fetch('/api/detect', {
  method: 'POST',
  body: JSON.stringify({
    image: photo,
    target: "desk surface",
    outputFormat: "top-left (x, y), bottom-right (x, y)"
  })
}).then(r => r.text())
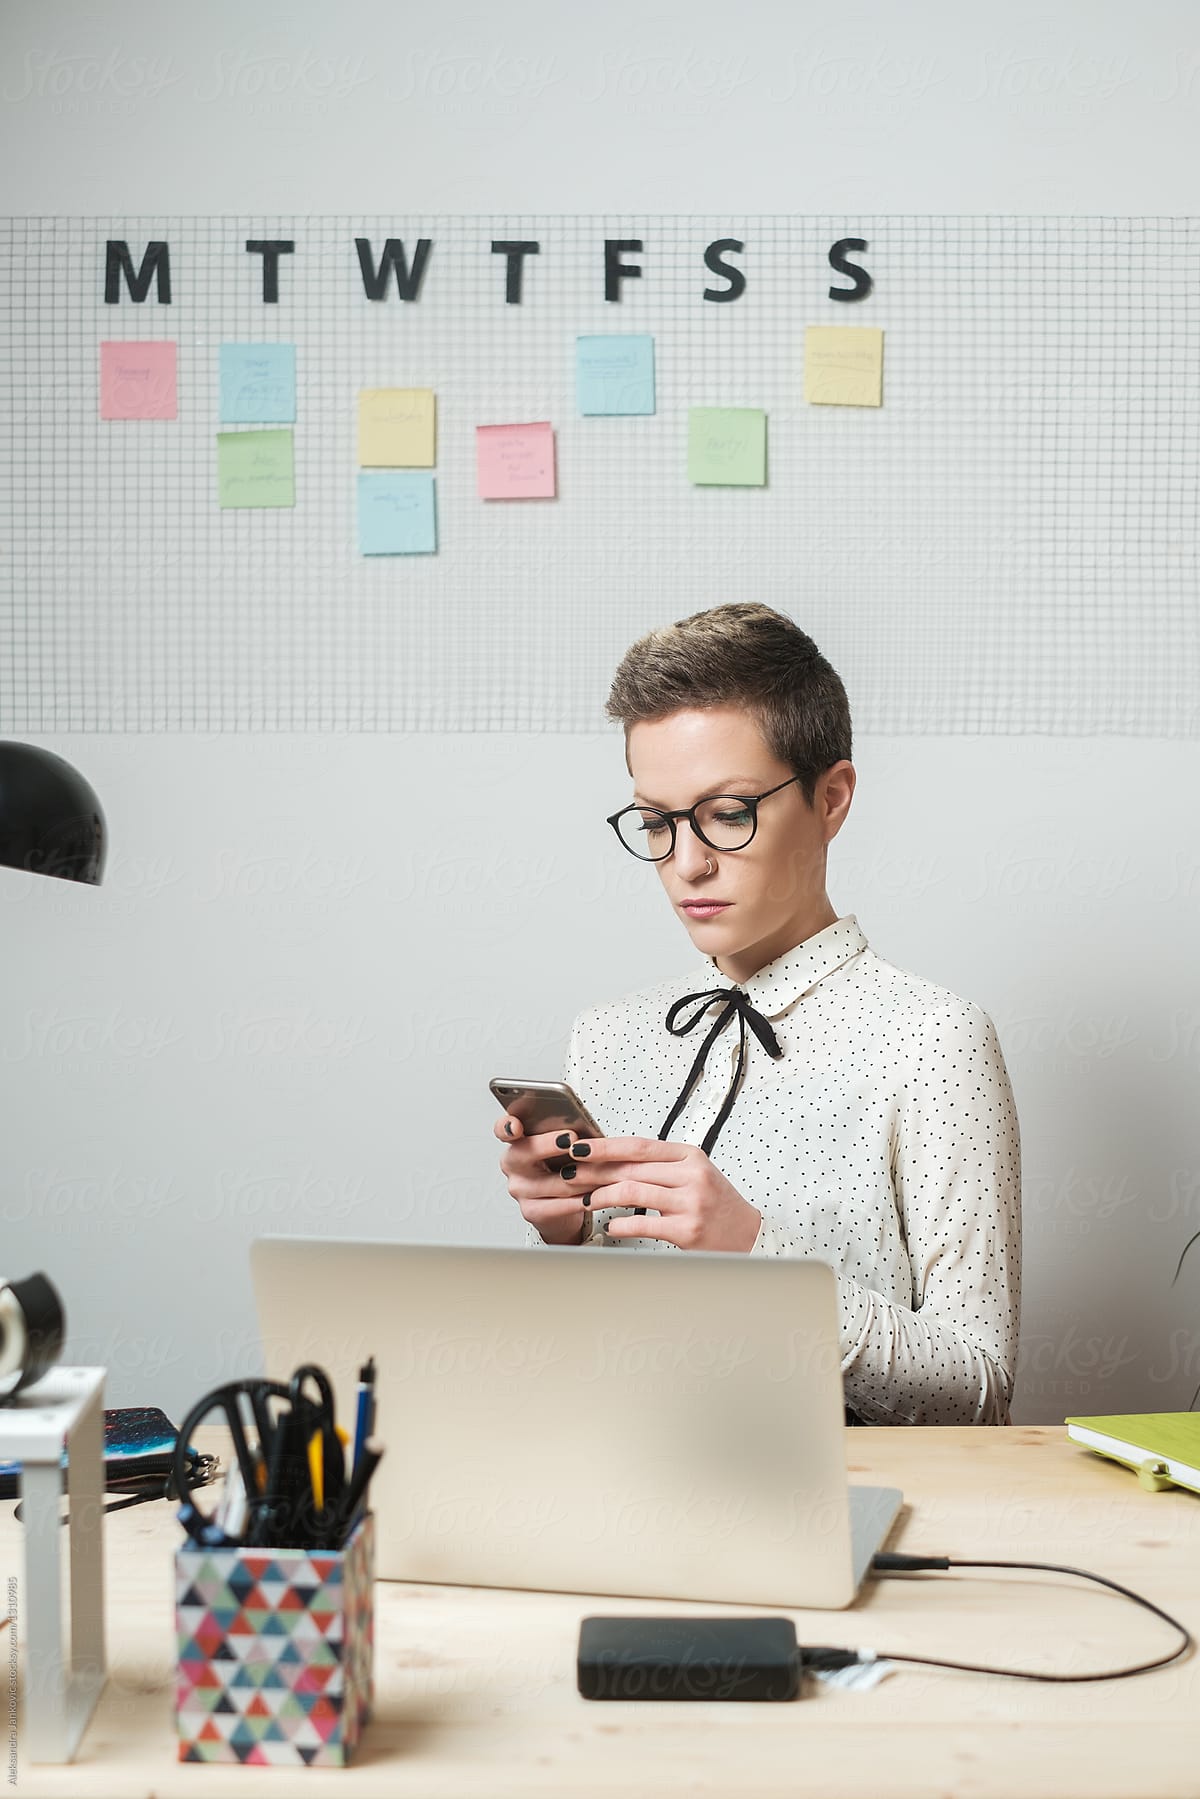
top-left (4, 1425), bottom-right (1199, 1799)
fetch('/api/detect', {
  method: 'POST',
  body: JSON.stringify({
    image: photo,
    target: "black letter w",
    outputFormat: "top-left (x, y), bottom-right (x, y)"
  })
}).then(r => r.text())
top-left (355, 238), bottom-right (432, 301)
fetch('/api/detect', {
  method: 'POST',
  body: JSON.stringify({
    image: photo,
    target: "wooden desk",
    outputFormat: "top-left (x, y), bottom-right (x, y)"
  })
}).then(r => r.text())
top-left (4, 1426), bottom-right (1198, 1798)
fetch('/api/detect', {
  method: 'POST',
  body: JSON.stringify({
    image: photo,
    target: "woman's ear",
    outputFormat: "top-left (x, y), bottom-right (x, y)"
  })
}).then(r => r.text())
top-left (819, 760), bottom-right (856, 842)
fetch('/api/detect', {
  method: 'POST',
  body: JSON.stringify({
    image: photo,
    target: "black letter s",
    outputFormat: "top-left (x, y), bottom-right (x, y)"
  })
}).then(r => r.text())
top-left (828, 238), bottom-right (871, 302)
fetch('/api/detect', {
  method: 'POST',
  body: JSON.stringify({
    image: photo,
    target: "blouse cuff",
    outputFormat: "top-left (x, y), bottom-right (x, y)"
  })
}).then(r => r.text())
top-left (836, 1274), bottom-right (874, 1369)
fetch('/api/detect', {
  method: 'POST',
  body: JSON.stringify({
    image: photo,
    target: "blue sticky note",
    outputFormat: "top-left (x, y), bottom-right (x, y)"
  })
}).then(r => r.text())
top-left (219, 343), bottom-right (296, 424)
top-left (357, 472), bottom-right (437, 555)
top-left (576, 335), bottom-right (655, 416)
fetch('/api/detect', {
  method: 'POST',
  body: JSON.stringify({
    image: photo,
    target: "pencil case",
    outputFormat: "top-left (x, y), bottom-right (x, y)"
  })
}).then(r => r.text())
top-left (0, 1403), bottom-right (209, 1502)
top-left (174, 1511), bottom-right (374, 1767)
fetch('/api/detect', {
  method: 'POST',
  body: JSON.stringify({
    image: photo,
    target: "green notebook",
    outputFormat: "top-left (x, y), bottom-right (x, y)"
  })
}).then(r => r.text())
top-left (1065, 1412), bottom-right (1200, 1494)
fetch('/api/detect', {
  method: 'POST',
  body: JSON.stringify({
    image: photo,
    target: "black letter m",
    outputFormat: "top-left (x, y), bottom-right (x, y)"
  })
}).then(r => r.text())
top-left (105, 240), bottom-right (171, 304)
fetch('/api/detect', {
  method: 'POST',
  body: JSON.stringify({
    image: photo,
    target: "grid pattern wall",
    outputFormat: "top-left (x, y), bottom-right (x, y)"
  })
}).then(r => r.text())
top-left (0, 215), bottom-right (1196, 733)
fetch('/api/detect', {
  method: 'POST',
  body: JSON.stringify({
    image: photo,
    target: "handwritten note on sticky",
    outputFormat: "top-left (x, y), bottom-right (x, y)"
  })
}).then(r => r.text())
top-left (220, 343), bottom-right (296, 423)
top-left (357, 472), bottom-right (437, 554)
top-left (359, 389), bottom-right (436, 466)
top-left (100, 341), bottom-right (177, 420)
top-left (804, 327), bottom-right (884, 407)
top-left (687, 408), bottom-right (767, 486)
top-left (476, 422), bottom-right (556, 499)
top-left (576, 335), bottom-right (656, 415)
top-left (217, 429), bottom-right (295, 508)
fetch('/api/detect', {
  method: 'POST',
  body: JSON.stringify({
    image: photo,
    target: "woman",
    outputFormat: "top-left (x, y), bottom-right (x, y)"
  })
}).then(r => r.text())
top-left (495, 602), bottom-right (1021, 1425)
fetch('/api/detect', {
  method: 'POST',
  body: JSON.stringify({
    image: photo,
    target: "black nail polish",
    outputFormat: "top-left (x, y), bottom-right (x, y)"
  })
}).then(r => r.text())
top-left (555, 1132), bottom-right (572, 1149)
top-left (560, 1163), bottom-right (577, 1178)
top-left (570, 1142), bottom-right (591, 1158)
top-left (504, 1121), bottom-right (514, 1138)
top-left (581, 1195), bottom-right (591, 1206)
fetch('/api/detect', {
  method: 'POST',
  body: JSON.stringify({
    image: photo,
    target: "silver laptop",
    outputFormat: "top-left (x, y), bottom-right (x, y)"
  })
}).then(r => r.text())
top-left (250, 1237), bottom-right (902, 1609)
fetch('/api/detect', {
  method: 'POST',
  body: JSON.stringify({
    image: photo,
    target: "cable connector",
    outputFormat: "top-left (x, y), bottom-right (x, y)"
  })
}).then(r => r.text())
top-left (799, 1647), bottom-right (869, 1672)
top-left (871, 1551), bottom-right (951, 1573)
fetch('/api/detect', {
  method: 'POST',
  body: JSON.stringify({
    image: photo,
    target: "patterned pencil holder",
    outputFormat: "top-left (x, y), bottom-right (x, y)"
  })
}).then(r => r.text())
top-left (174, 1512), bottom-right (374, 1767)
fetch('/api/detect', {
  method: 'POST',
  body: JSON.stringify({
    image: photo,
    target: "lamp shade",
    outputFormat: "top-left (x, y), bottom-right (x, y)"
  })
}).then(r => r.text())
top-left (0, 741), bottom-right (107, 884)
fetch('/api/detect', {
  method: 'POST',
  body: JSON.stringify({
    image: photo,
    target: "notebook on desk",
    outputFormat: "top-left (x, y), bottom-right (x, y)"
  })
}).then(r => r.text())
top-left (250, 1237), bottom-right (902, 1610)
top-left (1065, 1412), bottom-right (1200, 1496)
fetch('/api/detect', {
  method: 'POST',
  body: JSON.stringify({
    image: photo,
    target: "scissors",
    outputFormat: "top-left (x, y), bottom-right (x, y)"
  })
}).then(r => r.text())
top-left (251, 1363), bottom-right (348, 1550)
top-left (173, 1377), bottom-right (293, 1548)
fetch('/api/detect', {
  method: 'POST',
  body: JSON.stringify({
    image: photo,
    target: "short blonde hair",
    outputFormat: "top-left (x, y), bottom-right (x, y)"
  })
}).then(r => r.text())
top-left (605, 603), bottom-right (851, 804)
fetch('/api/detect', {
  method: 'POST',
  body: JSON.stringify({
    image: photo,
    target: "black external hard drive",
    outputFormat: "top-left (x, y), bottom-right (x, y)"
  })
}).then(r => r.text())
top-left (577, 1615), bottom-right (801, 1702)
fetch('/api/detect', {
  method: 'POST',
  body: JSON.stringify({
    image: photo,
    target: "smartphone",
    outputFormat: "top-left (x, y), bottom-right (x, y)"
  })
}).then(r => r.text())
top-left (491, 1080), bottom-right (645, 1216)
top-left (489, 1077), bottom-right (603, 1141)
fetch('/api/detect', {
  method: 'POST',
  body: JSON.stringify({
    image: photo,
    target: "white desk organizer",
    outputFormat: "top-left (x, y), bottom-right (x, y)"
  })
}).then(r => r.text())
top-left (1, 1366), bottom-right (106, 1762)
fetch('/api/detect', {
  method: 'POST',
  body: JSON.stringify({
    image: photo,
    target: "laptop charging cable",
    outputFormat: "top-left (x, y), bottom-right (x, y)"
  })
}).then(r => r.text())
top-left (799, 1551), bottom-right (1193, 1684)
top-left (575, 1553), bottom-right (1191, 1703)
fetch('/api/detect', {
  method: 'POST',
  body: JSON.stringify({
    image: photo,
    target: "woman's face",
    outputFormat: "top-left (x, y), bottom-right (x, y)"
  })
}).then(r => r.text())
top-left (626, 706), bottom-right (854, 980)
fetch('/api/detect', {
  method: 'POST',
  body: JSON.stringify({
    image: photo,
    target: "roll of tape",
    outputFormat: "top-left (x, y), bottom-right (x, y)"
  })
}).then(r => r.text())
top-left (0, 1285), bottom-right (26, 1384)
top-left (0, 1272), bottom-right (65, 1399)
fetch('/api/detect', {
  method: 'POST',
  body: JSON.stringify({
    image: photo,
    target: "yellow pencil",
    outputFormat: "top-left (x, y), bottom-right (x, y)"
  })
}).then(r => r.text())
top-left (307, 1430), bottom-right (324, 1512)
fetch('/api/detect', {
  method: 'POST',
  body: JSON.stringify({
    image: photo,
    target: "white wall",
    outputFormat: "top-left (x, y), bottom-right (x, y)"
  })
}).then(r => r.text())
top-left (2, 0), bottom-right (1199, 1422)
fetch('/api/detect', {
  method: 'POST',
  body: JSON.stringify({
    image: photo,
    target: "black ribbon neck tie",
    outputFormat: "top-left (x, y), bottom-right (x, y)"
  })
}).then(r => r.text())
top-left (659, 986), bottom-right (785, 1157)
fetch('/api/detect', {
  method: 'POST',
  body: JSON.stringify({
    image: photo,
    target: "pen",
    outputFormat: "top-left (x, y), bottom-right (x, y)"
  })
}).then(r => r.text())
top-left (333, 1436), bottom-right (384, 1546)
top-left (216, 1461), bottom-right (249, 1543)
top-left (352, 1358), bottom-right (376, 1473)
top-left (250, 1400), bottom-right (310, 1548)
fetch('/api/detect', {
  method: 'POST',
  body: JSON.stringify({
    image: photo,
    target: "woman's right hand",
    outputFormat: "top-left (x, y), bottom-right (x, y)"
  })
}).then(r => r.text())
top-left (494, 1112), bottom-right (592, 1245)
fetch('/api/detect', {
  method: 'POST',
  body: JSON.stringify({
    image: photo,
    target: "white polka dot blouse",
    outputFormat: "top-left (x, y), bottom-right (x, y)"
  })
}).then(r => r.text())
top-left (524, 914), bottom-right (1022, 1426)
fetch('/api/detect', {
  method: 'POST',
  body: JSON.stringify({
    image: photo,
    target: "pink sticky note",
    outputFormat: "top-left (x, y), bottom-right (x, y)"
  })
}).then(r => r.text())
top-left (476, 422), bottom-right (556, 499)
top-left (100, 341), bottom-right (178, 420)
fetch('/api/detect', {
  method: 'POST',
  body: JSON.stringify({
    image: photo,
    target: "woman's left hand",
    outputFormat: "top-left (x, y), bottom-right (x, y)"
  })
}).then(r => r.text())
top-left (563, 1136), bottom-right (762, 1252)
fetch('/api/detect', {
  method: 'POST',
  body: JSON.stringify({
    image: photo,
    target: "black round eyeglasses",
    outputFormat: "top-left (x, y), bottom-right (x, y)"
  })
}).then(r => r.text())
top-left (606, 775), bottom-right (803, 862)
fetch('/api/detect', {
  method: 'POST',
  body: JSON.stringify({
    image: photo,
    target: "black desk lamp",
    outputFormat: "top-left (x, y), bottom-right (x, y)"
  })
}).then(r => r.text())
top-left (0, 739), bottom-right (106, 1393)
top-left (0, 740), bottom-right (107, 884)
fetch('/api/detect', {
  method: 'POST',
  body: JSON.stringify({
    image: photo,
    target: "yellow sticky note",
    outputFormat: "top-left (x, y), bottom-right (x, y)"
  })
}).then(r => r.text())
top-left (358, 388), bottom-right (436, 466)
top-left (804, 327), bottom-right (883, 407)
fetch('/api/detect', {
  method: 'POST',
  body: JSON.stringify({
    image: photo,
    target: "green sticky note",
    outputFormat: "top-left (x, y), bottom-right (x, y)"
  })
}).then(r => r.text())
top-left (217, 428), bottom-right (295, 508)
top-left (687, 408), bottom-right (766, 486)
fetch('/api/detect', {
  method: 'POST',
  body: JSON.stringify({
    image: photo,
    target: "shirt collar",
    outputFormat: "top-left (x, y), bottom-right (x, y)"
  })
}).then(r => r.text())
top-left (696, 914), bottom-right (868, 1018)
